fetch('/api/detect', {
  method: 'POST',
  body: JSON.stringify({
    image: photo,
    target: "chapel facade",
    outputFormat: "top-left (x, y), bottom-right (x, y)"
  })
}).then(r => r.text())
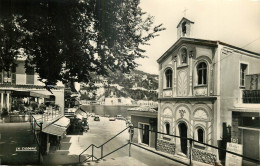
top-left (156, 17), bottom-right (260, 164)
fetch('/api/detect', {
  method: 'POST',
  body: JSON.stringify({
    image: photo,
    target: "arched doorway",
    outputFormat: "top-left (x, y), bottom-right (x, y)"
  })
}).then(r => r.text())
top-left (178, 122), bottom-right (188, 155)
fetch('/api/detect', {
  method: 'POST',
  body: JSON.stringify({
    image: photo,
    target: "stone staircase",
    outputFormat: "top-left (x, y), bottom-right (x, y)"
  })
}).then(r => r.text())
top-left (83, 156), bottom-right (147, 166)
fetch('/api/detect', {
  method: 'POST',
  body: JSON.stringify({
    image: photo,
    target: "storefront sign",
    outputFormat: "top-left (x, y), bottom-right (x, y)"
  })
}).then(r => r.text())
top-left (225, 142), bottom-right (243, 166)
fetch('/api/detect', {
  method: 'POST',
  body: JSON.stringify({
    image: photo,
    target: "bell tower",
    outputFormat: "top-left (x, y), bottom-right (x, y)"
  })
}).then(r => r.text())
top-left (177, 17), bottom-right (194, 39)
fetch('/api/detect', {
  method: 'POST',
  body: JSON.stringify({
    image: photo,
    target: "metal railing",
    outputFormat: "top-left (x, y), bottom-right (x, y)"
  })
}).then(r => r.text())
top-left (30, 114), bottom-right (43, 164)
top-left (79, 126), bottom-right (130, 163)
top-left (132, 126), bottom-right (260, 166)
top-left (78, 124), bottom-right (260, 165)
top-left (242, 90), bottom-right (260, 103)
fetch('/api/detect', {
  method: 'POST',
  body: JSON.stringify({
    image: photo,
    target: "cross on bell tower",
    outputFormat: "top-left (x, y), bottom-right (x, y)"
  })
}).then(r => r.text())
top-left (183, 8), bottom-right (188, 17)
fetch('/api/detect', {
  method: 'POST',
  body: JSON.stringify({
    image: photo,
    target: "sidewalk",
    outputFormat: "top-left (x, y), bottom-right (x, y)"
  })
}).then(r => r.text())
top-left (42, 116), bottom-right (213, 166)
top-left (130, 143), bottom-right (212, 166)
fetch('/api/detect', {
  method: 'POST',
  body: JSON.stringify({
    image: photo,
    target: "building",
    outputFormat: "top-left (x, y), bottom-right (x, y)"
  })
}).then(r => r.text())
top-left (0, 57), bottom-right (65, 114)
top-left (156, 17), bottom-right (260, 164)
top-left (128, 106), bottom-right (158, 148)
top-left (104, 97), bottom-right (134, 105)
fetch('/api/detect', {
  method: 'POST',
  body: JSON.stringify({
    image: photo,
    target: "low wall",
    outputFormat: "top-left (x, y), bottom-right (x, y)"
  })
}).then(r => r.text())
top-left (192, 148), bottom-right (217, 165)
top-left (2, 115), bottom-right (31, 123)
top-left (157, 139), bottom-right (175, 155)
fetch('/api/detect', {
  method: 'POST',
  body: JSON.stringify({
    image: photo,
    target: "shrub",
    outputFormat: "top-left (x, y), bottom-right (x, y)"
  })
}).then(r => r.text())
top-left (39, 103), bottom-right (47, 114)
top-left (54, 104), bottom-right (60, 110)
top-left (1, 108), bottom-right (8, 117)
top-left (18, 104), bottom-right (25, 113)
top-left (30, 102), bottom-right (39, 110)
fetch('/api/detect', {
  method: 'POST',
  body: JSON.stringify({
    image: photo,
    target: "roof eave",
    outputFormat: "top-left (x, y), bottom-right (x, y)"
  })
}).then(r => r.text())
top-left (157, 38), bottom-right (218, 64)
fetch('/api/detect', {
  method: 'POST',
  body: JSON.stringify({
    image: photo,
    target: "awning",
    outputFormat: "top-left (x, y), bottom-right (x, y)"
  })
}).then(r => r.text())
top-left (54, 117), bottom-right (70, 128)
top-left (30, 91), bottom-right (52, 99)
top-left (11, 90), bottom-right (30, 97)
top-left (42, 116), bottom-right (70, 136)
top-left (229, 108), bottom-right (260, 113)
top-left (11, 90), bottom-right (53, 99)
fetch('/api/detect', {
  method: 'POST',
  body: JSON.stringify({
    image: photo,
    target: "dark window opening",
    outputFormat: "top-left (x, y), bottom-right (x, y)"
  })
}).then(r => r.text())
top-left (240, 64), bottom-right (247, 86)
top-left (165, 69), bottom-right (172, 88)
top-left (197, 128), bottom-right (204, 143)
top-left (165, 123), bottom-right (170, 135)
top-left (181, 48), bottom-right (187, 64)
top-left (197, 62), bottom-right (207, 85)
top-left (182, 22), bottom-right (186, 34)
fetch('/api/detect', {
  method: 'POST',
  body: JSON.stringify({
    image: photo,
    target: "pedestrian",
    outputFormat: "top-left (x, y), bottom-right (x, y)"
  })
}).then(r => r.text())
top-left (128, 123), bottom-right (134, 141)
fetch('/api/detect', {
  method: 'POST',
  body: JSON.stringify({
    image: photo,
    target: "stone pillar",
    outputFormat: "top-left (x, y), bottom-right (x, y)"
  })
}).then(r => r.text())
top-left (0, 93), bottom-right (3, 112)
top-left (189, 51), bottom-right (193, 96)
top-left (6, 93), bottom-right (10, 112)
top-left (173, 57), bottom-right (177, 96)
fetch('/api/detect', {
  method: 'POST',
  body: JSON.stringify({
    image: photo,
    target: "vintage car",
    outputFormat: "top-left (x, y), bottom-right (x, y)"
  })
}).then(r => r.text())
top-left (94, 115), bottom-right (100, 121)
top-left (109, 117), bottom-right (116, 121)
top-left (116, 115), bottom-right (125, 120)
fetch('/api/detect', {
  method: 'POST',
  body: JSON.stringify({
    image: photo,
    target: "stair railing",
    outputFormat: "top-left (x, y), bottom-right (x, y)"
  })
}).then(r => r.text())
top-left (79, 126), bottom-right (130, 163)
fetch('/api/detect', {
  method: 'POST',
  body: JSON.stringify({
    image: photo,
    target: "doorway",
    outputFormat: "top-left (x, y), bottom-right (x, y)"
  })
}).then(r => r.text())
top-left (139, 123), bottom-right (150, 146)
top-left (243, 129), bottom-right (259, 160)
top-left (178, 122), bottom-right (188, 155)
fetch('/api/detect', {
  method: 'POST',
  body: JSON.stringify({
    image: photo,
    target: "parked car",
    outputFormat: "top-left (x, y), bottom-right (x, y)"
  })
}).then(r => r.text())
top-left (116, 115), bottom-right (124, 120)
top-left (109, 117), bottom-right (116, 121)
top-left (94, 116), bottom-right (100, 121)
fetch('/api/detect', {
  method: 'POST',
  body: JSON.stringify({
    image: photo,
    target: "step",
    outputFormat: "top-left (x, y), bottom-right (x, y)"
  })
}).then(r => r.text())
top-left (83, 156), bottom-right (147, 166)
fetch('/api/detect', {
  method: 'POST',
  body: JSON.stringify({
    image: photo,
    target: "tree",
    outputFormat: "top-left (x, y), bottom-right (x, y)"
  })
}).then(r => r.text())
top-left (0, 0), bottom-right (164, 86)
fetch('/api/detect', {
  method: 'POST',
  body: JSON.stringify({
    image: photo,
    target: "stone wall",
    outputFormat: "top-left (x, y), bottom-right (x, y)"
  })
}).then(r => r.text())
top-left (157, 139), bottom-right (175, 155)
top-left (192, 148), bottom-right (217, 165)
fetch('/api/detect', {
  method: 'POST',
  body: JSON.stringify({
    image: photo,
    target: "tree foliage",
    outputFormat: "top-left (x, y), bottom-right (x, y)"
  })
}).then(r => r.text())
top-left (0, 0), bottom-right (164, 86)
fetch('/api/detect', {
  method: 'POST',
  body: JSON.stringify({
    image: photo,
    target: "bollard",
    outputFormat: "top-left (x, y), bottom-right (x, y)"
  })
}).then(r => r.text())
top-left (92, 145), bottom-right (94, 161)
top-left (101, 145), bottom-right (103, 159)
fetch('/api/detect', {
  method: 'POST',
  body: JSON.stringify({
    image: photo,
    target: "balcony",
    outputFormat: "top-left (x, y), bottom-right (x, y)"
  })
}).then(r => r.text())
top-left (243, 74), bottom-right (260, 103)
top-left (242, 90), bottom-right (260, 104)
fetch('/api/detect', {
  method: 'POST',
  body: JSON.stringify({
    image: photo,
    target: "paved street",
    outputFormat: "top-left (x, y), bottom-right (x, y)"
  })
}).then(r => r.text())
top-left (60, 116), bottom-right (186, 166)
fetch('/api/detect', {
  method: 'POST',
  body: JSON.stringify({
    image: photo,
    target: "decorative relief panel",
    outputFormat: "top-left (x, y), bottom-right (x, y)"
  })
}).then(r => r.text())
top-left (176, 106), bottom-right (189, 120)
top-left (194, 109), bottom-right (208, 120)
top-left (163, 89), bottom-right (173, 97)
top-left (177, 70), bottom-right (188, 96)
top-left (163, 108), bottom-right (173, 117)
top-left (194, 86), bottom-right (208, 96)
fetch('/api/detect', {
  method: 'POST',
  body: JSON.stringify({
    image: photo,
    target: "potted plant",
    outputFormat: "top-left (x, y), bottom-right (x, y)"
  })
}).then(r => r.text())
top-left (18, 104), bottom-right (26, 114)
top-left (1, 108), bottom-right (8, 118)
top-left (29, 102), bottom-right (39, 114)
top-left (39, 103), bottom-right (47, 114)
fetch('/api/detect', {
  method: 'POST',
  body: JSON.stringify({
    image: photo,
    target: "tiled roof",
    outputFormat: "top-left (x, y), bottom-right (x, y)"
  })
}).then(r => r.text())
top-left (128, 106), bottom-right (158, 112)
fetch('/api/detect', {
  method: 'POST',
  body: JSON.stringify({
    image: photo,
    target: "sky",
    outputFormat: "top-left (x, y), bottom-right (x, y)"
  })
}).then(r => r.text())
top-left (135, 0), bottom-right (260, 75)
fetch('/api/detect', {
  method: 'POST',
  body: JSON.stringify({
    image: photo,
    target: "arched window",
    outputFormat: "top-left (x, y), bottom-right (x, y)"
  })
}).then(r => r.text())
top-left (197, 128), bottom-right (204, 143)
top-left (182, 22), bottom-right (186, 34)
top-left (197, 62), bottom-right (207, 85)
top-left (181, 48), bottom-right (188, 64)
top-left (165, 69), bottom-right (172, 88)
top-left (165, 122), bottom-right (170, 135)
